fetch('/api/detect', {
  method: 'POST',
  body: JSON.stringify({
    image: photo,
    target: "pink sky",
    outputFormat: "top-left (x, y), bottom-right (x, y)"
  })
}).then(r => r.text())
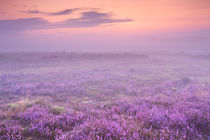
top-left (0, 0), bottom-right (210, 52)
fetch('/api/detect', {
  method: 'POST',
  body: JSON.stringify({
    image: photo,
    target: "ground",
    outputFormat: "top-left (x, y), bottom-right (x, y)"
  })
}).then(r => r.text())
top-left (0, 52), bottom-right (209, 139)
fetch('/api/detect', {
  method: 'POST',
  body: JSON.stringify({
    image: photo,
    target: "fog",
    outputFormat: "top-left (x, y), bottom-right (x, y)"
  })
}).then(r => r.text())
top-left (1, 29), bottom-right (210, 53)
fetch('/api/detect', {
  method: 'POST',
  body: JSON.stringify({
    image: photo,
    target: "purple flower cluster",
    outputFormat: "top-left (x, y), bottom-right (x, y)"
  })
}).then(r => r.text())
top-left (17, 106), bottom-right (86, 139)
top-left (1, 92), bottom-right (208, 140)
top-left (0, 123), bottom-right (22, 140)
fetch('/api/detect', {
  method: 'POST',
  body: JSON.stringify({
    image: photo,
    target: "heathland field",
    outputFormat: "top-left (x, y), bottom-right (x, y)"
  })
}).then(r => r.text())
top-left (0, 52), bottom-right (209, 140)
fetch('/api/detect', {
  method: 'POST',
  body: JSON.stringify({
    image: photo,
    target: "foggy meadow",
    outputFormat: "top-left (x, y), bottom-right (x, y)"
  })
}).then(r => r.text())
top-left (0, 52), bottom-right (209, 139)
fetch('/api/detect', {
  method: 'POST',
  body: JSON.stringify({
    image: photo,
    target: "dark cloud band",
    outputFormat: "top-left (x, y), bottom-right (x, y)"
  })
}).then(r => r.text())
top-left (0, 11), bottom-right (133, 34)
top-left (26, 8), bottom-right (79, 16)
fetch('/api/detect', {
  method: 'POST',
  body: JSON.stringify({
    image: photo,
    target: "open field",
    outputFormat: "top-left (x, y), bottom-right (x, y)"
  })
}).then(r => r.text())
top-left (0, 52), bottom-right (209, 140)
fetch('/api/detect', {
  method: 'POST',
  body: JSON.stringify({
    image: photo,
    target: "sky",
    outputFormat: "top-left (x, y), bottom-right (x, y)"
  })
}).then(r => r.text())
top-left (0, 0), bottom-right (210, 52)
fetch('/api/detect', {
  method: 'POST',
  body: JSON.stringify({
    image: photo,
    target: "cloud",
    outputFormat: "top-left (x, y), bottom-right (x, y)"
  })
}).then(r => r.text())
top-left (81, 11), bottom-right (111, 19)
top-left (0, 11), bottom-right (132, 34)
top-left (48, 9), bottom-right (79, 16)
top-left (27, 10), bottom-right (42, 14)
top-left (26, 8), bottom-right (79, 16)
top-left (0, 18), bottom-right (50, 33)
top-left (56, 11), bottom-right (132, 27)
